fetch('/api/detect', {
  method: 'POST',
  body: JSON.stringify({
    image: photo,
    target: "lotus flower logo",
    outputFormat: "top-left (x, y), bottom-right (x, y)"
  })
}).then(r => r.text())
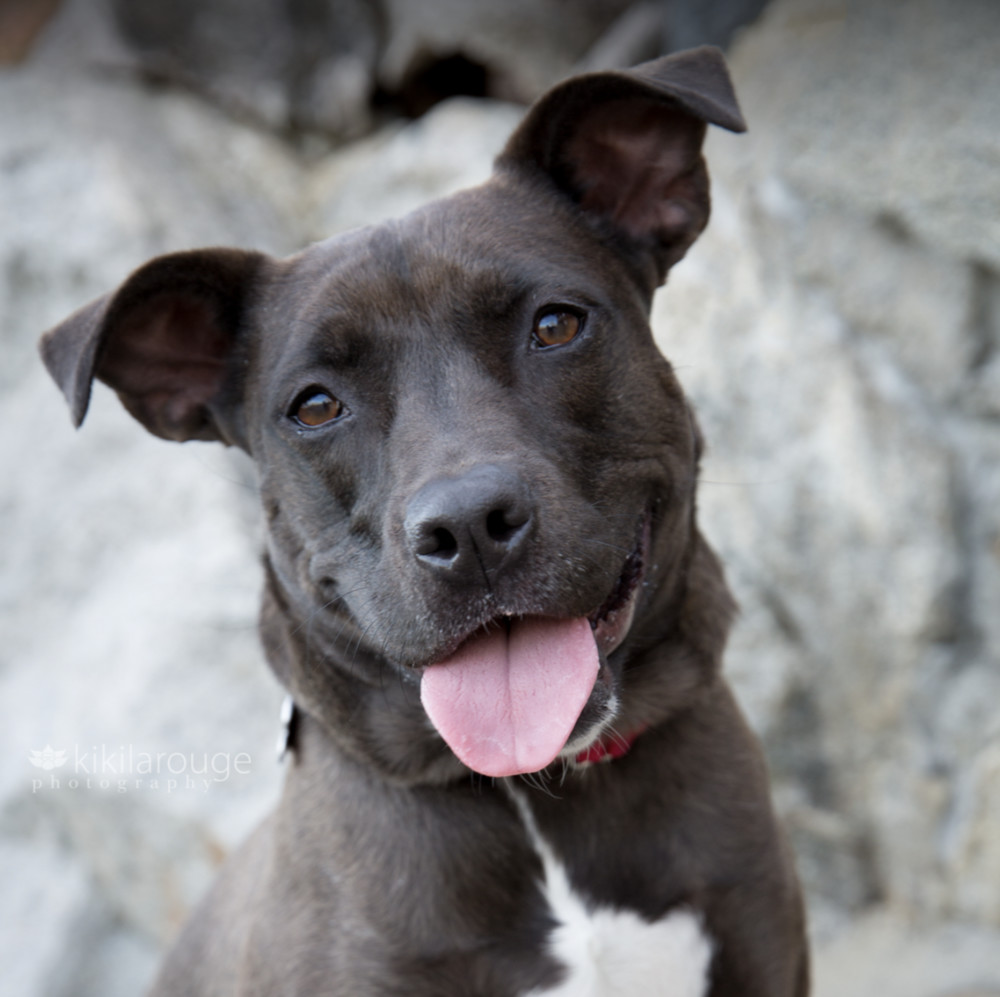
top-left (29, 745), bottom-right (68, 770)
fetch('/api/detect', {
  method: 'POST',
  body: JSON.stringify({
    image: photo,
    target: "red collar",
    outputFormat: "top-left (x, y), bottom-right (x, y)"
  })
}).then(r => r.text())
top-left (574, 724), bottom-right (647, 766)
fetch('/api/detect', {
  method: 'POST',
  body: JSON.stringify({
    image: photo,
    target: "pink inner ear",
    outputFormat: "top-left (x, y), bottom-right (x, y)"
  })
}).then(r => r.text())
top-left (566, 99), bottom-right (708, 246)
top-left (98, 293), bottom-right (231, 441)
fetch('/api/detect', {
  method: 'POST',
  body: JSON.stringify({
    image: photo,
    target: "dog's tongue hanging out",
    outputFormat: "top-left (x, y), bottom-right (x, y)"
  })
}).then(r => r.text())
top-left (420, 616), bottom-right (600, 777)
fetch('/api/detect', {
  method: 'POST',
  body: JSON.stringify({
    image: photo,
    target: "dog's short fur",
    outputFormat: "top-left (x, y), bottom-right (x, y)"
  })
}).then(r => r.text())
top-left (41, 47), bottom-right (808, 996)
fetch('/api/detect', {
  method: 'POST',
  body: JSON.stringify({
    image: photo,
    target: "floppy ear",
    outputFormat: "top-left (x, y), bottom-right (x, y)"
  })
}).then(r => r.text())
top-left (498, 46), bottom-right (745, 287)
top-left (40, 248), bottom-right (266, 446)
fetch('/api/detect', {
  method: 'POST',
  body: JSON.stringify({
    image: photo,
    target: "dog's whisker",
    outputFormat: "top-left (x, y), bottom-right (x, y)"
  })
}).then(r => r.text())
top-left (287, 585), bottom-right (366, 641)
top-left (577, 537), bottom-right (633, 558)
top-left (604, 723), bottom-right (631, 753)
top-left (347, 614), bottom-right (383, 664)
top-left (517, 768), bottom-right (562, 801)
top-left (700, 476), bottom-right (788, 488)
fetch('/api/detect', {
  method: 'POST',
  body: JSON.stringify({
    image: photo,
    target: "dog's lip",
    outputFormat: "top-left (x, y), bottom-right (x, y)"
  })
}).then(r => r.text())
top-left (587, 512), bottom-right (649, 656)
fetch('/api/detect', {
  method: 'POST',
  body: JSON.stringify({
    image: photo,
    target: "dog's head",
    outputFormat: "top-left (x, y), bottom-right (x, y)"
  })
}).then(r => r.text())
top-left (41, 47), bottom-right (743, 783)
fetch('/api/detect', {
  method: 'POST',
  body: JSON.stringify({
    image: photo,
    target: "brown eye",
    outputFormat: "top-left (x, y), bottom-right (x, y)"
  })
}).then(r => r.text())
top-left (533, 309), bottom-right (582, 348)
top-left (292, 390), bottom-right (344, 428)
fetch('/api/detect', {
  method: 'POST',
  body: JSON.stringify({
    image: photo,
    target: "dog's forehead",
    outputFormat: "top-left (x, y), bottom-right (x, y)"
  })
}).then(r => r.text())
top-left (273, 180), bottom-right (615, 347)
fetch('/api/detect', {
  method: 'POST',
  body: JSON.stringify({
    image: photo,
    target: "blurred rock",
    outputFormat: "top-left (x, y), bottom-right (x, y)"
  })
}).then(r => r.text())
top-left (0, 0), bottom-right (62, 64)
top-left (731, 0), bottom-right (1000, 270)
top-left (376, 0), bottom-right (631, 106)
top-left (109, 0), bottom-right (381, 137)
top-left (304, 96), bottom-right (525, 238)
top-left (811, 908), bottom-right (1000, 997)
top-left (105, 0), bottom-right (635, 135)
top-left (572, 2), bottom-right (666, 74)
top-left (662, 0), bottom-right (770, 51)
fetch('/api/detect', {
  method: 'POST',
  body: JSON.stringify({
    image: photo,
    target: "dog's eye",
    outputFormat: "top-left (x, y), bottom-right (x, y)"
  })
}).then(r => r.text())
top-left (533, 309), bottom-right (583, 348)
top-left (290, 389), bottom-right (344, 428)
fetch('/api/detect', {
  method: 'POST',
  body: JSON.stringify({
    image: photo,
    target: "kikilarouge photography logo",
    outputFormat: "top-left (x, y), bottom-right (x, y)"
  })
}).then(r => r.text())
top-left (28, 742), bottom-right (252, 795)
top-left (28, 745), bottom-right (68, 770)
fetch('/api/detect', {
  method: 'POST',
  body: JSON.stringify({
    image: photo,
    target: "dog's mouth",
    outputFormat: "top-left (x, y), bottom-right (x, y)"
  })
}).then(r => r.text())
top-left (420, 514), bottom-right (649, 778)
top-left (588, 514), bottom-right (649, 656)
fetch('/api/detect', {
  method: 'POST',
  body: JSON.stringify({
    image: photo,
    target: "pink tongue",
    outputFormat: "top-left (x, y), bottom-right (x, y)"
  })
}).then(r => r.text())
top-left (420, 616), bottom-right (599, 778)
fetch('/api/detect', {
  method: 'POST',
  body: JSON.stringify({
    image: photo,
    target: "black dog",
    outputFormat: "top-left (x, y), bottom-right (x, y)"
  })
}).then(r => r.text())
top-left (41, 46), bottom-right (808, 997)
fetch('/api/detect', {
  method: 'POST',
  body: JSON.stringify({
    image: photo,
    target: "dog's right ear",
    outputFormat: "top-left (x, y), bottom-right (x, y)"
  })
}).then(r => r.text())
top-left (40, 248), bottom-right (267, 446)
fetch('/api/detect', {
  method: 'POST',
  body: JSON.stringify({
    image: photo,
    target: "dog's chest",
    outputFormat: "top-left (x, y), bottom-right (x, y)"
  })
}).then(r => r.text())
top-left (514, 794), bottom-right (712, 997)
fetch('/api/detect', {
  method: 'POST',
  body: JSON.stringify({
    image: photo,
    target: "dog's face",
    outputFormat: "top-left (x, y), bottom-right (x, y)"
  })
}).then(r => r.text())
top-left (41, 48), bottom-right (744, 781)
top-left (254, 188), bottom-right (670, 661)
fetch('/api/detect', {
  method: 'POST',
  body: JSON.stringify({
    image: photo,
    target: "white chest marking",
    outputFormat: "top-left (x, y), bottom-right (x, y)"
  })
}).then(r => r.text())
top-left (513, 792), bottom-right (713, 997)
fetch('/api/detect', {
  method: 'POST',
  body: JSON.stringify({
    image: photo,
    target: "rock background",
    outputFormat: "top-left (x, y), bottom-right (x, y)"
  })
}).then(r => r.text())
top-left (1, 0), bottom-right (998, 994)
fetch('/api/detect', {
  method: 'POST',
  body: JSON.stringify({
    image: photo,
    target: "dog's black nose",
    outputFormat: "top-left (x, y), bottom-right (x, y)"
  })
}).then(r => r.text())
top-left (404, 465), bottom-right (534, 583)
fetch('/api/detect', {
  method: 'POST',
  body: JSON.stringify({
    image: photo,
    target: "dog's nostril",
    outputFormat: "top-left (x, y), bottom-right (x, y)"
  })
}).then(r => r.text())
top-left (412, 525), bottom-right (459, 560)
top-left (431, 527), bottom-right (459, 558)
top-left (486, 508), bottom-right (525, 544)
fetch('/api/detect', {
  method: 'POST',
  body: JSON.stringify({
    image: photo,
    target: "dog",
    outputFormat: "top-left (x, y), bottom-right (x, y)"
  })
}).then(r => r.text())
top-left (41, 46), bottom-right (808, 997)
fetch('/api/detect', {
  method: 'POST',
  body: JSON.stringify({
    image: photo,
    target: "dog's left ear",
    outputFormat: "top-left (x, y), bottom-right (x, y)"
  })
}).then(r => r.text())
top-left (498, 46), bottom-right (745, 288)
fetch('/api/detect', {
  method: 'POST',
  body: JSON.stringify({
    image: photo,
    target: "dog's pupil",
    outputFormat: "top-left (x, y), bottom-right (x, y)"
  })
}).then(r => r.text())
top-left (297, 392), bottom-right (341, 426)
top-left (535, 311), bottom-right (580, 347)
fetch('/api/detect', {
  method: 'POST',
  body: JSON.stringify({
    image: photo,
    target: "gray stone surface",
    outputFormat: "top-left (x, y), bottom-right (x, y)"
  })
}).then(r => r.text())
top-left (2, 0), bottom-right (999, 994)
top-left (106, 0), bottom-right (634, 132)
top-left (377, 0), bottom-right (632, 102)
top-left (304, 96), bottom-right (525, 238)
top-left (109, 0), bottom-right (381, 137)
